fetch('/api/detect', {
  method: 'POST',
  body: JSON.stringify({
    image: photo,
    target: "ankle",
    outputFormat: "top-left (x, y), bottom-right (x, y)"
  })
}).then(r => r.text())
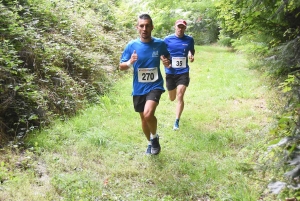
top-left (151, 133), bottom-right (157, 139)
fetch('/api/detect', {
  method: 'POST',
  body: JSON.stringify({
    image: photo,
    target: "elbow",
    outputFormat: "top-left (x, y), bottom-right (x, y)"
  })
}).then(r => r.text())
top-left (119, 64), bottom-right (128, 71)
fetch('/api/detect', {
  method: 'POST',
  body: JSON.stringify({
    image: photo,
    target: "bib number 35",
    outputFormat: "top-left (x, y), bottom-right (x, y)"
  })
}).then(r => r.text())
top-left (172, 57), bottom-right (187, 68)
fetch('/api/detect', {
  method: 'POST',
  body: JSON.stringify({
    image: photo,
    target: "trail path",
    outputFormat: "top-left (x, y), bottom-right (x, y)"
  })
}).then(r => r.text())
top-left (6, 45), bottom-right (277, 200)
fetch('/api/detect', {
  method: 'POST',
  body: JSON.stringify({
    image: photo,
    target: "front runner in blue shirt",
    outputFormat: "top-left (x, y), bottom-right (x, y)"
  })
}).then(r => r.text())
top-left (163, 19), bottom-right (195, 130)
top-left (119, 14), bottom-right (171, 155)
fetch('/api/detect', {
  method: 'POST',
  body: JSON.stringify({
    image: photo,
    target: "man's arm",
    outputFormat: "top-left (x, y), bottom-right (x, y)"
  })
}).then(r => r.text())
top-left (119, 60), bottom-right (132, 71)
top-left (189, 49), bottom-right (195, 56)
top-left (188, 50), bottom-right (195, 62)
top-left (119, 50), bottom-right (137, 70)
top-left (160, 55), bottom-right (171, 68)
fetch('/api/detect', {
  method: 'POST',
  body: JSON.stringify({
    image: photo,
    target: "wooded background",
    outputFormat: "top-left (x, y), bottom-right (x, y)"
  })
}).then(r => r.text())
top-left (1, 0), bottom-right (299, 197)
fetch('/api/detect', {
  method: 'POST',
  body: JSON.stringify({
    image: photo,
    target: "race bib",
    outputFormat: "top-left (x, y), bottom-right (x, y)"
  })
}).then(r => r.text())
top-left (172, 57), bottom-right (187, 68)
top-left (138, 67), bottom-right (158, 83)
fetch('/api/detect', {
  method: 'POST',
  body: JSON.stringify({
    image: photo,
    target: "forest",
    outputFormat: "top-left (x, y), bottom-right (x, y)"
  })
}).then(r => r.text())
top-left (0, 0), bottom-right (300, 199)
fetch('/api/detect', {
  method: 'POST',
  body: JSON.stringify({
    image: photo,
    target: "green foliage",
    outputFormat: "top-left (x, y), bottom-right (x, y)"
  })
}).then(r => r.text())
top-left (217, 30), bottom-right (233, 47)
top-left (0, 0), bottom-right (131, 142)
top-left (12, 46), bottom-right (276, 200)
top-left (145, 0), bottom-right (220, 45)
top-left (52, 173), bottom-right (100, 200)
top-left (215, 0), bottom-right (300, 54)
top-left (230, 34), bottom-right (270, 56)
top-left (215, 0), bottom-right (300, 198)
top-left (266, 37), bottom-right (300, 76)
top-left (185, 1), bottom-right (219, 44)
top-left (0, 161), bottom-right (9, 183)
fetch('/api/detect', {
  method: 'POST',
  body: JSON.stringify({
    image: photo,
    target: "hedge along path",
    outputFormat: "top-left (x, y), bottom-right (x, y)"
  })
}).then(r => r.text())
top-left (20, 45), bottom-right (278, 200)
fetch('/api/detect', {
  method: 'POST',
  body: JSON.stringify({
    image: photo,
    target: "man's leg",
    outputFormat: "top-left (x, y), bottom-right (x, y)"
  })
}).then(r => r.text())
top-left (173, 84), bottom-right (187, 130)
top-left (168, 88), bottom-right (177, 101)
top-left (166, 74), bottom-right (177, 101)
top-left (139, 111), bottom-right (153, 155)
top-left (143, 100), bottom-right (161, 155)
top-left (139, 112), bottom-right (151, 141)
top-left (143, 100), bottom-right (158, 135)
top-left (175, 84), bottom-right (187, 119)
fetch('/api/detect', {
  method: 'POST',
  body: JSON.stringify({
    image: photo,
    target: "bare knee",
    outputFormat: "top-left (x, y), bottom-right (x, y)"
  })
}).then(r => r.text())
top-left (177, 93), bottom-right (184, 102)
top-left (141, 110), bottom-right (151, 121)
top-left (168, 89), bottom-right (177, 101)
top-left (169, 96), bottom-right (176, 101)
top-left (176, 86), bottom-right (186, 101)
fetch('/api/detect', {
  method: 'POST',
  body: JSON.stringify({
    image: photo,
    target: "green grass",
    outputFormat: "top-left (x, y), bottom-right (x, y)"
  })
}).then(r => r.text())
top-left (0, 45), bottom-right (280, 200)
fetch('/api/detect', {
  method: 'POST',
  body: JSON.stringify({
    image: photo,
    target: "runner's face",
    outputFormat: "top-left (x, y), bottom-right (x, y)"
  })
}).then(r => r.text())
top-left (175, 24), bottom-right (186, 38)
top-left (137, 19), bottom-right (153, 42)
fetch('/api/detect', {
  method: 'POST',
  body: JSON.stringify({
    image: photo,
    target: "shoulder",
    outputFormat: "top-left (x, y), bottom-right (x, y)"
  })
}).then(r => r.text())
top-left (152, 37), bottom-right (164, 43)
top-left (152, 37), bottom-right (167, 47)
top-left (183, 35), bottom-right (195, 44)
top-left (183, 34), bottom-right (194, 39)
top-left (124, 39), bottom-right (141, 51)
top-left (164, 34), bottom-right (175, 40)
top-left (127, 38), bottom-right (140, 45)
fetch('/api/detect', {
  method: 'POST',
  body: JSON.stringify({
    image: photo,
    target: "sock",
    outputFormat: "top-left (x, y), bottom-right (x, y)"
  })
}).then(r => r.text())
top-left (148, 141), bottom-right (151, 145)
top-left (151, 133), bottom-right (157, 139)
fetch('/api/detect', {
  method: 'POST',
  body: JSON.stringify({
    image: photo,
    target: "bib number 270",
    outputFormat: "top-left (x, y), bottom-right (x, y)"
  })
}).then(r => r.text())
top-left (142, 73), bottom-right (155, 81)
top-left (138, 67), bottom-right (158, 83)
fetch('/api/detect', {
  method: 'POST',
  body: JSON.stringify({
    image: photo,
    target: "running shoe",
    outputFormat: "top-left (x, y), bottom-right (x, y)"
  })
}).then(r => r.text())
top-left (145, 144), bottom-right (151, 155)
top-left (173, 119), bottom-right (179, 130)
top-left (151, 136), bottom-right (161, 155)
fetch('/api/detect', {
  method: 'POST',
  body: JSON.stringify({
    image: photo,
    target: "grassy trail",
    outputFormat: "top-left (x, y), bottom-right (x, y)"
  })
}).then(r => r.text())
top-left (2, 45), bottom-right (278, 200)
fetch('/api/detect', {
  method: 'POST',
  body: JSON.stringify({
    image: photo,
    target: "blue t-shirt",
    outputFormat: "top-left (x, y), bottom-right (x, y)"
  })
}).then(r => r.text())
top-left (120, 37), bottom-right (169, 96)
top-left (164, 34), bottom-right (195, 75)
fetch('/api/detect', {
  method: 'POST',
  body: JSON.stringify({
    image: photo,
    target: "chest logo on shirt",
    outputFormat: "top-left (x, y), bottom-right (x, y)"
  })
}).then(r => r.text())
top-left (152, 50), bottom-right (159, 57)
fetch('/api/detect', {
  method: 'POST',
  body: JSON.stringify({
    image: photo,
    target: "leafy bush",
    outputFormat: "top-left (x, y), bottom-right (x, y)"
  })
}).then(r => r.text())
top-left (146, 0), bottom-right (219, 45)
top-left (0, 0), bottom-right (131, 143)
top-left (216, 0), bottom-right (300, 198)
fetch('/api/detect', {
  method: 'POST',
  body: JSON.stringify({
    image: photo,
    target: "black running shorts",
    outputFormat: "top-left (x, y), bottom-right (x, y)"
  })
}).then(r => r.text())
top-left (133, 90), bottom-right (164, 112)
top-left (166, 72), bottom-right (190, 91)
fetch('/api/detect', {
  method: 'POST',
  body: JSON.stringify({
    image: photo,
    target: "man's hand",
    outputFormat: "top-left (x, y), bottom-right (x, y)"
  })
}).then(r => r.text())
top-left (188, 53), bottom-right (194, 63)
top-left (120, 50), bottom-right (138, 70)
top-left (188, 51), bottom-right (194, 62)
top-left (129, 50), bottom-right (138, 64)
top-left (160, 55), bottom-right (171, 68)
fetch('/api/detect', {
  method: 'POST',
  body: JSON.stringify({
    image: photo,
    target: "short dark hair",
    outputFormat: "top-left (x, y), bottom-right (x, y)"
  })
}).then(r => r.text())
top-left (138, 14), bottom-right (153, 26)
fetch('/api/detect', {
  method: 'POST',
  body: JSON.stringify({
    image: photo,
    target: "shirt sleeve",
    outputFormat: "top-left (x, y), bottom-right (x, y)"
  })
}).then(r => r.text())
top-left (161, 41), bottom-right (170, 57)
top-left (190, 37), bottom-right (195, 55)
top-left (120, 43), bottom-right (132, 63)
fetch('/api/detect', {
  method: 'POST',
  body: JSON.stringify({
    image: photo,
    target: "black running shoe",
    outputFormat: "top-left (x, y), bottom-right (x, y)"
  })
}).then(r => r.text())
top-left (145, 144), bottom-right (151, 155)
top-left (151, 136), bottom-right (161, 155)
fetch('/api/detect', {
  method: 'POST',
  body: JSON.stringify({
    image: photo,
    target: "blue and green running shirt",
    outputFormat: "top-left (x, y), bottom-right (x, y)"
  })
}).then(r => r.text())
top-left (163, 34), bottom-right (195, 75)
top-left (120, 37), bottom-right (169, 96)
